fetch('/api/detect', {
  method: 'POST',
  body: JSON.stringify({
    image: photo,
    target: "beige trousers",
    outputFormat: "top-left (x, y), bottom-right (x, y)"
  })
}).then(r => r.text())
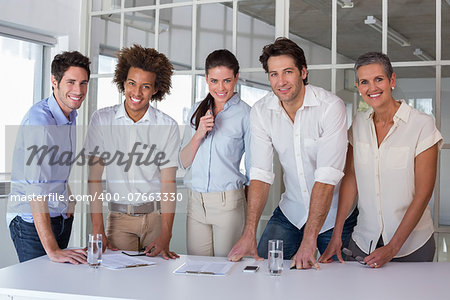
top-left (106, 211), bottom-right (161, 251)
top-left (186, 188), bottom-right (246, 257)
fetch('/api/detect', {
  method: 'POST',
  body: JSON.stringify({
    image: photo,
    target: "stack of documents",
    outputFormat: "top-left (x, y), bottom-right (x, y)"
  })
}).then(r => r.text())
top-left (101, 253), bottom-right (155, 269)
top-left (174, 260), bottom-right (234, 276)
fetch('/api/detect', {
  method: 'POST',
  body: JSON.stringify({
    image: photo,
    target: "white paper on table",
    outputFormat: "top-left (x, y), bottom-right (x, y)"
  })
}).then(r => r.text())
top-left (101, 253), bottom-right (155, 270)
top-left (173, 260), bottom-right (234, 276)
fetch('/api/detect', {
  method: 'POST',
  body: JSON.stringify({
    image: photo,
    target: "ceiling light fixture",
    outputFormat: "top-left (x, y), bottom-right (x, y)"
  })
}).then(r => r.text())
top-left (337, 0), bottom-right (354, 8)
top-left (413, 48), bottom-right (434, 61)
top-left (364, 16), bottom-right (411, 47)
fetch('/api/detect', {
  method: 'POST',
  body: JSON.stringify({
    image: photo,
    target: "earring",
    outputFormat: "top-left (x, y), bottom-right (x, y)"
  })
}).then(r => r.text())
top-left (359, 92), bottom-right (362, 96)
top-left (392, 86), bottom-right (395, 90)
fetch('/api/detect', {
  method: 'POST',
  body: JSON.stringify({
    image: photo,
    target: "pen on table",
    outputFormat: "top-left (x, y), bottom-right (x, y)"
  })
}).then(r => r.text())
top-left (185, 271), bottom-right (216, 275)
top-left (122, 249), bottom-right (147, 256)
top-left (125, 264), bottom-right (149, 268)
top-left (290, 262), bottom-right (319, 270)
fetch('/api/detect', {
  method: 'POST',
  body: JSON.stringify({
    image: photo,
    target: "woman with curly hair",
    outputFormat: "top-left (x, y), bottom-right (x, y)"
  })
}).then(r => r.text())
top-left (85, 44), bottom-right (180, 259)
top-left (180, 49), bottom-right (251, 257)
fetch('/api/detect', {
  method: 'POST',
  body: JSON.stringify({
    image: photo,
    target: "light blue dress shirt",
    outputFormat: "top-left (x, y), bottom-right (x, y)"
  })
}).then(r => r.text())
top-left (7, 94), bottom-right (77, 224)
top-left (181, 93), bottom-right (251, 193)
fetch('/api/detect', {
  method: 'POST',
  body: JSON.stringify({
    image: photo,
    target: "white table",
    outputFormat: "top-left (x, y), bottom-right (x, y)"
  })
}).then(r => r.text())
top-left (0, 254), bottom-right (448, 300)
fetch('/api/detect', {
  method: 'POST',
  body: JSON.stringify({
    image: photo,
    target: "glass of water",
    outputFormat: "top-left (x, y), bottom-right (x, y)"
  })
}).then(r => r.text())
top-left (268, 239), bottom-right (283, 275)
top-left (88, 233), bottom-right (103, 268)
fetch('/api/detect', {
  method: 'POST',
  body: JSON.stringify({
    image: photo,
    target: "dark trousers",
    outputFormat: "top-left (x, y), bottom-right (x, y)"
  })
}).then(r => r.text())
top-left (347, 235), bottom-right (436, 262)
top-left (9, 215), bottom-right (73, 262)
top-left (257, 206), bottom-right (358, 259)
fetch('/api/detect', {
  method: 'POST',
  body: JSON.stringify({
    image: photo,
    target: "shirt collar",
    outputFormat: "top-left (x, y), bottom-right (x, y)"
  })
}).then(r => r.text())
top-left (301, 85), bottom-right (320, 108)
top-left (223, 92), bottom-right (240, 110)
top-left (49, 93), bottom-right (77, 125)
top-left (393, 100), bottom-right (410, 123)
top-left (366, 100), bottom-right (409, 123)
top-left (266, 92), bottom-right (282, 111)
top-left (115, 101), bottom-right (154, 123)
top-left (267, 84), bottom-right (319, 111)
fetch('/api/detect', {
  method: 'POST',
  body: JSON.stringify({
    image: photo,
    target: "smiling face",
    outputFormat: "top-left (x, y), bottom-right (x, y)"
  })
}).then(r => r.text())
top-left (206, 66), bottom-right (238, 107)
top-left (355, 63), bottom-right (396, 110)
top-left (267, 55), bottom-right (307, 107)
top-left (124, 67), bottom-right (158, 122)
top-left (52, 66), bottom-right (89, 118)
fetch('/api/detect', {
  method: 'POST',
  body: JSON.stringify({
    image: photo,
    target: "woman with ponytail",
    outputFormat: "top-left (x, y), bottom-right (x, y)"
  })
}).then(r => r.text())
top-left (179, 49), bottom-right (251, 257)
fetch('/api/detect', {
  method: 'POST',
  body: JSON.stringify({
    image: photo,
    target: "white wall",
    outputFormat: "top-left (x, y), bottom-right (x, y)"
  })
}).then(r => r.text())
top-left (0, 0), bottom-right (82, 50)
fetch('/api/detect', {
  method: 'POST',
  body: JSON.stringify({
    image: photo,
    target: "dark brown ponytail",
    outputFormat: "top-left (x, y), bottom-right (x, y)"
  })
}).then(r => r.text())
top-left (190, 93), bottom-right (215, 129)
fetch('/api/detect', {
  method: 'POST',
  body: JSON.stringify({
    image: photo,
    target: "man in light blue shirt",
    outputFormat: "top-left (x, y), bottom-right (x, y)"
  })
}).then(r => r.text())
top-left (8, 51), bottom-right (91, 263)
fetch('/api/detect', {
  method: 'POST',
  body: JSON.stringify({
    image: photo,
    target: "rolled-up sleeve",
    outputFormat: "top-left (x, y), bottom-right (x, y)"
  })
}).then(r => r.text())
top-left (249, 105), bottom-right (275, 185)
top-left (22, 125), bottom-right (52, 196)
top-left (415, 117), bottom-right (443, 156)
top-left (314, 100), bottom-right (348, 185)
top-left (22, 125), bottom-right (70, 197)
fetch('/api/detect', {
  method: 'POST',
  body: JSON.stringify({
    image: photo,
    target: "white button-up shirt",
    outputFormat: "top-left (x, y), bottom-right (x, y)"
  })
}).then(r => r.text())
top-left (250, 85), bottom-right (348, 232)
top-left (84, 103), bottom-right (180, 205)
top-left (350, 100), bottom-right (443, 257)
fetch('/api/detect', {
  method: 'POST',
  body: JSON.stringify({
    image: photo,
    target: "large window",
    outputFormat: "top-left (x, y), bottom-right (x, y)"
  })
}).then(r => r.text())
top-left (0, 36), bottom-right (46, 174)
top-left (86, 0), bottom-right (276, 124)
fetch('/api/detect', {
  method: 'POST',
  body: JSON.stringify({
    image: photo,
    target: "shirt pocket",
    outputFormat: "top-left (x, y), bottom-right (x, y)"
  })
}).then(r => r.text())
top-left (216, 129), bottom-right (244, 158)
top-left (219, 126), bottom-right (243, 140)
top-left (303, 138), bottom-right (318, 162)
top-left (354, 142), bottom-right (370, 165)
top-left (386, 146), bottom-right (410, 169)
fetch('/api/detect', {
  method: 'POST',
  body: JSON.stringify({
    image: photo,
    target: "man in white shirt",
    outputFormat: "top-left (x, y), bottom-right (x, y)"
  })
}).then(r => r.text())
top-left (85, 45), bottom-right (180, 259)
top-left (228, 37), bottom-right (357, 269)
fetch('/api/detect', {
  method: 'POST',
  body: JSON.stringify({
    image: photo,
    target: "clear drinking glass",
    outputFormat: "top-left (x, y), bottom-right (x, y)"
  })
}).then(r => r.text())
top-left (268, 239), bottom-right (283, 275)
top-left (88, 233), bottom-right (103, 268)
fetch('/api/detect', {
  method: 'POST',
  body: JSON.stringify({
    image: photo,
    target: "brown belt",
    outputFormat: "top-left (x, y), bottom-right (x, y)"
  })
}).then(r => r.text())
top-left (108, 201), bottom-right (160, 216)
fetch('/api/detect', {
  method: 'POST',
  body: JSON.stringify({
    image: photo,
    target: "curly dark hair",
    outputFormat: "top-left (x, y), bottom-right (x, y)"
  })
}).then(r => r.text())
top-left (113, 44), bottom-right (173, 101)
top-left (259, 37), bottom-right (308, 85)
top-left (51, 51), bottom-right (91, 85)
